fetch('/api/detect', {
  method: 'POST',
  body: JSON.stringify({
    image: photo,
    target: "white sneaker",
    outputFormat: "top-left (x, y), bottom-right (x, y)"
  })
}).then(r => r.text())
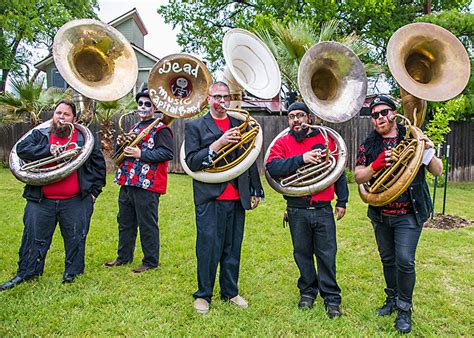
top-left (194, 298), bottom-right (209, 314)
top-left (229, 295), bottom-right (248, 308)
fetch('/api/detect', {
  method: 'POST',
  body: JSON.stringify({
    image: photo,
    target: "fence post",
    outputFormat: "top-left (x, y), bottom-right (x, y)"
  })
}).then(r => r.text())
top-left (442, 144), bottom-right (450, 215)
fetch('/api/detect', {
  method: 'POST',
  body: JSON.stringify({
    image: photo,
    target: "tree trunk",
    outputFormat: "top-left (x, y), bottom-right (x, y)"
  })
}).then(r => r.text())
top-left (0, 69), bottom-right (9, 92)
top-left (423, 0), bottom-right (432, 14)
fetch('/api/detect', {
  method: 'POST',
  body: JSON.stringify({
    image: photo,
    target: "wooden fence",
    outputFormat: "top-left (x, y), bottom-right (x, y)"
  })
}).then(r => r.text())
top-left (1, 114), bottom-right (473, 181)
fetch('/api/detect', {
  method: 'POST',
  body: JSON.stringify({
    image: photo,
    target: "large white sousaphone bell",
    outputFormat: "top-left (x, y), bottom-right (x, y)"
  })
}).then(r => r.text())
top-left (180, 28), bottom-right (282, 183)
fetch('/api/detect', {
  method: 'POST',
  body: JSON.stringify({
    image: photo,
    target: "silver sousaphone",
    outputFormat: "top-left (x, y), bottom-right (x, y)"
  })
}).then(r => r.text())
top-left (9, 19), bottom-right (138, 185)
top-left (264, 41), bottom-right (367, 196)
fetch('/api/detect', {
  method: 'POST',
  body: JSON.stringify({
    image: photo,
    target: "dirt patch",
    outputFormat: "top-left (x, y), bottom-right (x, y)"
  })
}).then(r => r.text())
top-left (424, 213), bottom-right (472, 230)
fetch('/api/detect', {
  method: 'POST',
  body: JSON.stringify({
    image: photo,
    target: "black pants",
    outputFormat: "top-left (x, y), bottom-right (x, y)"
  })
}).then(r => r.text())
top-left (117, 186), bottom-right (160, 267)
top-left (372, 213), bottom-right (422, 310)
top-left (287, 205), bottom-right (341, 305)
top-left (17, 195), bottom-right (94, 278)
top-left (193, 200), bottom-right (245, 302)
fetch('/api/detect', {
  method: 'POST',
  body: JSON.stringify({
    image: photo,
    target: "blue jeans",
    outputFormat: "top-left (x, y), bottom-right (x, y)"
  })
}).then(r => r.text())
top-left (193, 200), bottom-right (245, 302)
top-left (17, 195), bottom-right (94, 278)
top-left (372, 213), bottom-right (422, 310)
top-left (287, 205), bottom-right (341, 305)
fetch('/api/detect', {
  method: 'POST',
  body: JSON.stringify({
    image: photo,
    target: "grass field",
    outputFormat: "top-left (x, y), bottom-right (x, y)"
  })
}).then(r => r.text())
top-left (0, 169), bottom-right (472, 335)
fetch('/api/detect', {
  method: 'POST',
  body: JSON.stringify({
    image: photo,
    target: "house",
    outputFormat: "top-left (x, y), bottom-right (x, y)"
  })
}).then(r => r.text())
top-left (34, 8), bottom-right (159, 95)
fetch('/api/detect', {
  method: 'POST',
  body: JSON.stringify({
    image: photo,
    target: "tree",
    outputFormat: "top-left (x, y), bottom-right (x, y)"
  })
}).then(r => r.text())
top-left (0, 0), bottom-right (98, 92)
top-left (157, 0), bottom-right (471, 71)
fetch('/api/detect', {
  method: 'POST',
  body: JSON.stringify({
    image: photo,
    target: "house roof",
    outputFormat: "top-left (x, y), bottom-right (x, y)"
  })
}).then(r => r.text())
top-left (108, 7), bottom-right (148, 36)
top-left (34, 44), bottom-right (159, 71)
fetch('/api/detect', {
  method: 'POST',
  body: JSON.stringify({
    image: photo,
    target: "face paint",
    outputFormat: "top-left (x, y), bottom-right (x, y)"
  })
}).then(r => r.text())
top-left (137, 98), bottom-right (154, 119)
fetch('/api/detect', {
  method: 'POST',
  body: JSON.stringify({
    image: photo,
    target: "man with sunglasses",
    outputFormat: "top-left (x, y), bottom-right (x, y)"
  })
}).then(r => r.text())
top-left (184, 81), bottom-right (264, 314)
top-left (105, 89), bottom-right (174, 273)
top-left (266, 102), bottom-right (348, 318)
top-left (354, 95), bottom-right (442, 333)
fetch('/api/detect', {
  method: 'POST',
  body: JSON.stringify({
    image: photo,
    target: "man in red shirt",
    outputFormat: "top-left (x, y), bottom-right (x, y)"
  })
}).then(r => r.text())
top-left (185, 82), bottom-right (264, 314)
top-left (0, 100), bottom-right (106, 290)
top-left (266, 102), bottom-right (348, 318)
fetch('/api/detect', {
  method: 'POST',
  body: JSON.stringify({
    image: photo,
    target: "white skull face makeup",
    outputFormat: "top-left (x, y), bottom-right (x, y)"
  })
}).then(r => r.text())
top-left (137, 97), bottom-right (154, 119)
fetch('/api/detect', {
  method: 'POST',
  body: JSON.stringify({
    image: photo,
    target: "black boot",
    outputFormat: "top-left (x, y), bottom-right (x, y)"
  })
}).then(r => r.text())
top-left (376, 288), bottom-right (397, 316)
top-left (395, 308), bottom-right (412, 333)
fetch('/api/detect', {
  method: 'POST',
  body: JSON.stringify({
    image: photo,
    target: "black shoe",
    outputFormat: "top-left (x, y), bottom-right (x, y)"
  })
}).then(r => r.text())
top-left (376, 288), bottom-right (398, 316)
top-left (62, 273), bottom-right (76, 284)
top-left (0, 276), bottom-right (24, 291)
top-left (326, 304), bottom-right (342, 319)
top-left (298, 296), bottom-right (314, 309)
top-left (395, 308), bottom-right (412, 333)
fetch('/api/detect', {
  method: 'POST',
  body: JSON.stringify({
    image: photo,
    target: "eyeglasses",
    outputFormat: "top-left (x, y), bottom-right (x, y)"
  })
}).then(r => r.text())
top-left (371, 109), bottom-right (392, 119)
top-left (288, 112), bottom-right (307, 120)
top-left (211, 94), bottom-right (231, 101)
top-left (138, 101), bottom-right (152, 107)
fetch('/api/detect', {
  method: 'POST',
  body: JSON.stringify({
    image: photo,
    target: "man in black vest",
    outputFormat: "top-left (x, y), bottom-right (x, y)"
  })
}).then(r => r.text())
top-left (354, 95), bottom-right (442, 333)
top-left (185, 81), bottom-right (264, 314)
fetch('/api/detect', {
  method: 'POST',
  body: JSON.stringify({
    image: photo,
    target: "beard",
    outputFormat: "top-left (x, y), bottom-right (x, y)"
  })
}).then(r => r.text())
top-left (375, 118), bottom-right (396, 136)
top-left (51, 120), bottom-right (71, 138)
top-left (289, 128), bottom-right (308, 142)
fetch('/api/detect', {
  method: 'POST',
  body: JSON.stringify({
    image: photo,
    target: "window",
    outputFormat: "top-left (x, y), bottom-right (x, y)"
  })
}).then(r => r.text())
top-left (51, 68), bottom-right (67, 88)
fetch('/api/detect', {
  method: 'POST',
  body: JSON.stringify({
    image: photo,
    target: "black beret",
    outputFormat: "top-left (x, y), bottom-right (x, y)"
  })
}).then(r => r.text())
top-left (369, 95), bottom-right (397, 111)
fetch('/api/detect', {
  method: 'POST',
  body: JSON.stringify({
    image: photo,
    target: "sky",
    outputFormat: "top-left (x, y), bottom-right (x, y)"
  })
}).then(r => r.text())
top-left (96, 0), bottom-right (181, 59)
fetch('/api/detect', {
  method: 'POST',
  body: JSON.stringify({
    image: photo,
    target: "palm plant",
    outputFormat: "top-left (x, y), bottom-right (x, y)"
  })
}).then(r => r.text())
top-left (95, 93), bottom-right (136, 172)
top-left (0, 78), bottom-right (72, 126)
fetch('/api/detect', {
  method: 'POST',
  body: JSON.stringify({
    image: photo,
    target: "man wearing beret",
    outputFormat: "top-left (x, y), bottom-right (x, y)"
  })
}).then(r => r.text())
top-left (104, 89), bottom-right (174, 273)
top-left (354, 95), bottom-right (442, 333)
top-left (266, 102), bottom-right (349, 318)
top-left (1, 100), bottom-right (106, 289)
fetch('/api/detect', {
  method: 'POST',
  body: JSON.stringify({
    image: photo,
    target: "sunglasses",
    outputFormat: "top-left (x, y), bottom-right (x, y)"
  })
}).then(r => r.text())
top-left (371, 109), bottom-right (392, 119)
top-left (212, 94), bottom-right (231, 101)
top-left (138, 101), bottom-right (152, 107)
top-left (288, 112), bottom-right (307, 120)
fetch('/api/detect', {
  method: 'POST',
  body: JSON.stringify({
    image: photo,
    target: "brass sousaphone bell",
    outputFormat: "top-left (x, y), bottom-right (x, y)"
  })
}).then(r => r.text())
top-left (265, 42), bottom-right (367, 196)
top-left (10, 19), bottom-right (139, 185)
top-left (359, 23), bottom-right (470, 206)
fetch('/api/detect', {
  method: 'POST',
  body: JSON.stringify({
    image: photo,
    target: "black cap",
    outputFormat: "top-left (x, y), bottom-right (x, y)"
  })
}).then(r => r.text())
top-left (135, 88), bottom-right (150, 102)
top-left (369, 95), bottom-right (397, 111)
top-left (287, 102), bottom-right (311, 115)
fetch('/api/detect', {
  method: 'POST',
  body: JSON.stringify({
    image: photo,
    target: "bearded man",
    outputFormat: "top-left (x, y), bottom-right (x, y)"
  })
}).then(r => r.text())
top-left (1, 100), bottom-right (106, 290)
top-left (266, 102), bottom-right (348, 318)
top-left (354, 95), bottom-right (442, 333)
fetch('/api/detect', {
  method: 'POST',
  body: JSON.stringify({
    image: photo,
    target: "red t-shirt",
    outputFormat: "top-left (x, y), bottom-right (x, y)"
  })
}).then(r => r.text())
top-left (42, 130), bottom-right (81, 199)
top-left (213, 116), bottom-right (240, 201)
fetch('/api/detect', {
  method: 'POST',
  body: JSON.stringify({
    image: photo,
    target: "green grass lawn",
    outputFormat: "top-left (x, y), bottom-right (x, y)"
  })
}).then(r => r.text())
top-left (0, 169), bottom-right (472, 335)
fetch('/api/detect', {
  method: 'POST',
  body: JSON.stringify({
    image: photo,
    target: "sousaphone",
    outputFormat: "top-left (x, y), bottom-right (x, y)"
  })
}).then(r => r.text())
top-left (9, 19), bottom-right (138, 185)
top-left (265, 42), bottom-right (367, 196)
top-left (113, 53), bottom-right (212, 165)
top-left (180, 28), bottom-right (281, 183)
top-left (359, 23), bottom-right (470, 206)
